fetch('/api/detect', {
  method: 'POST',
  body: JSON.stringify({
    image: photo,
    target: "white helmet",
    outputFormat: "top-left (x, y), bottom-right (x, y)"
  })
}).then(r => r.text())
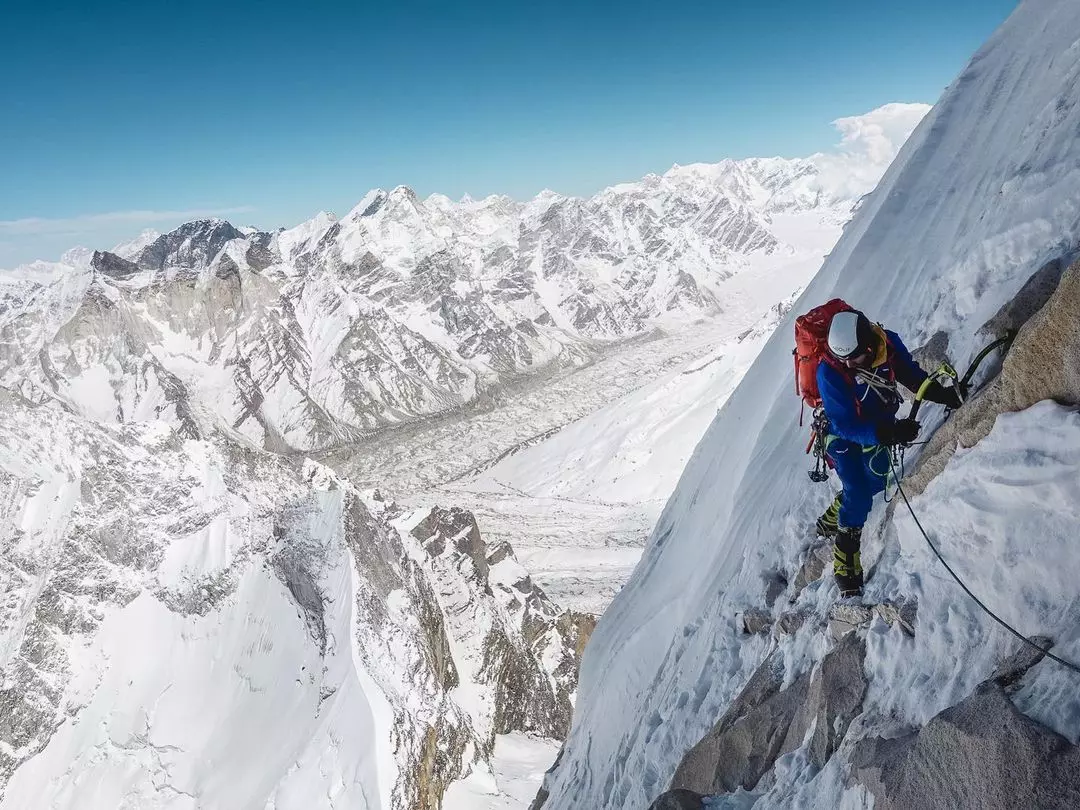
top-left (828, 310), bottom-right (874, 359)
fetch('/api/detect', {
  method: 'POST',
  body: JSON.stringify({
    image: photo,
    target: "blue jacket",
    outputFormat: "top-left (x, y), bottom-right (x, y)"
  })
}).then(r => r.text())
top-left (817, 328), bottom-right (927, 447)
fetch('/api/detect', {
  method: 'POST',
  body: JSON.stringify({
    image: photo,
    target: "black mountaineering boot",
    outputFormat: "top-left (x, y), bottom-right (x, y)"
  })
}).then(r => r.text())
top-left (833, 524), bottom-right (864, 598)
top-left (816, 493), bottom-right (842, 539)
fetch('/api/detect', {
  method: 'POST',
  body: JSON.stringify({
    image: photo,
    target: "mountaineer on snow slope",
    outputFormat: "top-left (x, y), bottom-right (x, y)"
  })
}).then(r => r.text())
top-left (795, 302), bottom-right (963, 597)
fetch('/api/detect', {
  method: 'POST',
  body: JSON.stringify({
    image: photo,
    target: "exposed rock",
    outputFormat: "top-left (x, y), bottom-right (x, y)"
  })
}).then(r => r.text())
top-left (409, 506), bottom-right (587, 743)
top-left (787, 632), bottom-right (867, 768)
top-left (911, 329), bottom-right (951, 372)
top-left (647, 788), bottom-right (706, 809)
top-left (828, 600), bottom-right (917, 640)
top-left (90, 250), bottom-right (141, 280)
top-left (244, 232), bottom-right (278, 271)
top-left (852, 682), bottom-right (1080, 810)
top-left (487, 540), bottom-right (515, 566)
top-left (791, 541), bottom-right (832, 597)
top-left (411, 506), bottom-right (489, 584)
top-left (556, 609), bottom-right (597, 661)
top-left (672, 633), bottom-right (869, 796)
top-left (991, 635), bottom-right (1054, 688)
top-left (671, 651), bottom-right (811, 793)
top-left (774, 610), bottom-right (808, 636)
top-left (762, 570), bottom-right (787, 607)
top-left (904, 255), bottom-right (1080, 497)
top-left (413, 721), bottom-right (471, 810)
top-left (135, 218), bottom-right (245, 275)
top-left (740, 608), bottom-right (772, 635)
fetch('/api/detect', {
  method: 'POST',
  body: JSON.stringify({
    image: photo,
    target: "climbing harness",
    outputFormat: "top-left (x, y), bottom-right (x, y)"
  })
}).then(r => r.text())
top-left (887, 454), bottom-right (1080, 675)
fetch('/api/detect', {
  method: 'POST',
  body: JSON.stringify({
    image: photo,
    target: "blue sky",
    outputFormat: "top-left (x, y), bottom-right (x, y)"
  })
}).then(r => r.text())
top-left (2, 0), bottom-right (1017, 267)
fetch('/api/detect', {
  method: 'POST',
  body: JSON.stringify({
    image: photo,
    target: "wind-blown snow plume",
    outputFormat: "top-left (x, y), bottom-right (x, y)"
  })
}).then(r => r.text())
top-left (813, 102), bottom-right (931, 200)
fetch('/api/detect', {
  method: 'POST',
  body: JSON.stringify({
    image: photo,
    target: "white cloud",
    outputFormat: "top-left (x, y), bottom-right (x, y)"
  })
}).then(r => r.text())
top-left (0, 207), bottom-right (256, 237)
top-left (833, 102), bottom-right (932, 163)
top-left (812, 102), bottom-right (932, 201)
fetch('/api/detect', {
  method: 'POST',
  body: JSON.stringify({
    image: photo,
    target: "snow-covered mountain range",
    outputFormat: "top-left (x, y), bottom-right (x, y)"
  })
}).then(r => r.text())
top-left (1, 106), bottom-right (925, 455)
top-left (538, 2), bottom-right (1080, 808)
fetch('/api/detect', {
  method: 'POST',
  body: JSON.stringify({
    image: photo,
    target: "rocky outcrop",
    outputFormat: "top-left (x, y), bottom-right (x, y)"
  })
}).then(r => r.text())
top-left (852, 682), bottom-right (1080, 810)
top-left (90, 250), bottom-right (141, 280)
top-left (792, 631), bottom-right (867, 768)
top-left (410, 507), bottom-right (590, 745)
top-left (647, 788), bottom-right (706, 809)
top-left (669, 631), bottom-right (868, 796)
top-left (791, 540), bottom-right (832, 597)
top-left (134, 218), bottom-right (245, 277)
top-left (904, 255), bottom-right (1080, 497)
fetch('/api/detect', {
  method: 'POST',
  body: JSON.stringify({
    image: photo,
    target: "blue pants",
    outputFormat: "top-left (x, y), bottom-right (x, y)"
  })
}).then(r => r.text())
top-left (827, 438), bottom-right (891, 528)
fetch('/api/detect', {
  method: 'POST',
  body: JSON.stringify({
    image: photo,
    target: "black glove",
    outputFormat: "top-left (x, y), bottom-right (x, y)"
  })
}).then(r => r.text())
top-left (877, 418), bottom-right (921, 446)
top-left (922, 379), bottom-right (964, 410)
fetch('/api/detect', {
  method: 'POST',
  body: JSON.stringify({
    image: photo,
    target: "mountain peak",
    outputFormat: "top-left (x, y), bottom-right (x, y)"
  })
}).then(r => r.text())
top-left (135, 218), bottom-right (245, 274)
top-left (389, 185), bottom-right (419, 202)
top-left (90, 250), bottom-right (141, 281)
top-left (347, 189), bottom-right (389, 219)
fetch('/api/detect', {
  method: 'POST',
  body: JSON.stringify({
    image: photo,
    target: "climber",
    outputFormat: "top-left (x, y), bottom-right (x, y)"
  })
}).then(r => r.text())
top-left (811, 309), bottom-right (962, 597)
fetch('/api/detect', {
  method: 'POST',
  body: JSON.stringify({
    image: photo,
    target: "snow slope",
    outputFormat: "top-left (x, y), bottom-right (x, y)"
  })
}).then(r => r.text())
top-left (540, 2), bottom-right (1080, 807)
top-left (467, 297), bottom-right (796, 509)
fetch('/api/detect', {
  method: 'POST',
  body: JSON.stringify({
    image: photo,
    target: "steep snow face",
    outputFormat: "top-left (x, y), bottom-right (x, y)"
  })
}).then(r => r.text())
top-left (542, 3), bottom-right (1080, 808)
top-left (0, 105), bottom-right (924, 454)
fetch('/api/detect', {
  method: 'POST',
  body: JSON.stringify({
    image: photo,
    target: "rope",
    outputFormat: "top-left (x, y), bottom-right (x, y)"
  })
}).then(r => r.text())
top-left (888, 454), bottom-right (1080, 675)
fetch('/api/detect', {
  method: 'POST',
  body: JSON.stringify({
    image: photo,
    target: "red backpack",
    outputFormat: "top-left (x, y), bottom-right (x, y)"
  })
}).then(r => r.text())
top-left (793, 298), bottom-right (853, 423)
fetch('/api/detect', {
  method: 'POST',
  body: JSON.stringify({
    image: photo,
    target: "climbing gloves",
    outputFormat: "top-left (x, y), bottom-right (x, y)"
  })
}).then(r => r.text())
top-left (922, 379), bottom-right (964, 410)
top-left (876, 417), bottom-right (920, 446)
top-left (833, 525), bottom-right (863, 598)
